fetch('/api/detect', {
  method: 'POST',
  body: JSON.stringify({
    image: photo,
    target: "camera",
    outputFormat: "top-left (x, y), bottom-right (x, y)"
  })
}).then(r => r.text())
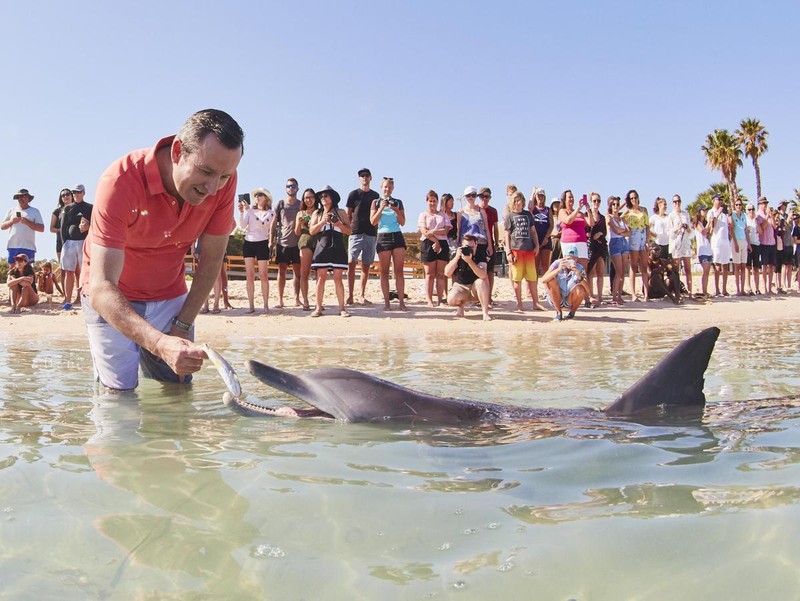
top-left (237, 193), bottom-right (251, 205)
top-left (389, 200), bottom-right (399, 208)
top-left (329, 212), bottom-right (340, 223)
top-left (461, 245), bottom-right (473, 257)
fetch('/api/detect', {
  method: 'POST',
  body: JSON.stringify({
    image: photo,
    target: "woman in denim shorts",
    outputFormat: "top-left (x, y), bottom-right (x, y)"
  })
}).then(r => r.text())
top-left (607, 197), bottom-right (630, 306)
top-left (623, 189), bottom-right (650, 301)
top-left (694, 208), bottom-right (713, 297)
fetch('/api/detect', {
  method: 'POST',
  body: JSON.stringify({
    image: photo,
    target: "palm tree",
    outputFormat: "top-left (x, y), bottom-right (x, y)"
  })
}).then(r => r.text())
top-left (735, 118), bottom-right (769, 199)
top-left (690, 182), bottom-right (747, 217)
top-left (701, 129), bottom-right (743, 206)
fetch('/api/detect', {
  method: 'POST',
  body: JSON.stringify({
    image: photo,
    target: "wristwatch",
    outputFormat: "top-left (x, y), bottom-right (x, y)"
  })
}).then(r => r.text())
top-left (172, 316), bottom-right (193, 332)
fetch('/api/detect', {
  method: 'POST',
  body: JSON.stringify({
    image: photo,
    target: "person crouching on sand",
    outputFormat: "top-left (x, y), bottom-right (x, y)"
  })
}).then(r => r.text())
top-left (444, 234), bottom-right (491, 321)
top-left (540, 249), bottom-right (589, 321)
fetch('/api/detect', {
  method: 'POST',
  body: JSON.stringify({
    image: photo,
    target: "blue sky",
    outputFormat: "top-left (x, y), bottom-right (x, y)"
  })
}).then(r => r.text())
top-left (2, 0), bottom-right (798, 260)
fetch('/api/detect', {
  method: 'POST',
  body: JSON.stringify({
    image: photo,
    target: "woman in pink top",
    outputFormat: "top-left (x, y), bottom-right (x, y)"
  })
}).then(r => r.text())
top-left (558, 190), bottom-right (595, 272)
top-left (417, 190), bottom-right (452, 306)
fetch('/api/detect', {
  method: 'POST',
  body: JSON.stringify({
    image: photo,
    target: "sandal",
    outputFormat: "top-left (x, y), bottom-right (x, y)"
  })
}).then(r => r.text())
top-left (310, 309), bottom-right (322, 317)
top-left (340, 310), bottom-right (351, 318)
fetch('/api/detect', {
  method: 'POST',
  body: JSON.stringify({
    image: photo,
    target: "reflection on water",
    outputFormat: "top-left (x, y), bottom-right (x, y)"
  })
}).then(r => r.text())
top-left (0, 324), bottom-right (799, 599)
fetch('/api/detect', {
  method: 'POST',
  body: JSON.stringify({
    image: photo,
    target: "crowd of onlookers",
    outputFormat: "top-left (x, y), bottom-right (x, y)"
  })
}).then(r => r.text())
top-left (5, 174), bottom-right (800, 321)
top-left (2, 185), bottom-right (92, 313)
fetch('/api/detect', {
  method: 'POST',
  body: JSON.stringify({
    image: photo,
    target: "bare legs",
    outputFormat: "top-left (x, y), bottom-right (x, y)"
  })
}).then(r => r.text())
top-left (244, 257), bottom-right (270, 313)
top-left (629, 250), bottom-right (649, 300)
top-left (313, 268), bottom-right (349, 317)
top-left (347, 261), bottom-right (372, 305)
top-left (277, 262), bottom-right (301, 308)
top-left (610, 252), bottom-right (629, 305)
top-left (589, 256), bottom-right (605, 306)
top-left (378, 247), bottom-right (407, 311)
top-left (299, 249), bottom-right (313, 309)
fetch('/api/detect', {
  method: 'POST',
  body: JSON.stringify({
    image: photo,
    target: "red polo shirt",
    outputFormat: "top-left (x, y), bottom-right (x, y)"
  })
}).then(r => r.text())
top-left (82, 136), bottom-right (236, 301)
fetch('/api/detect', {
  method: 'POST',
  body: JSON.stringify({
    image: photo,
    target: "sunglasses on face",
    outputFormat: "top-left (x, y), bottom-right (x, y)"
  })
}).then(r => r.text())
top-left (320, 193), bottom-right (331, 199)
top-left (286, 184), bottom-right (298, 189)
top-left (479, 194), bottom-right (491, 200)
top-left (61, 193), bottom-right (73, 198)
top-left (465, 193), bottom-right (477, 198)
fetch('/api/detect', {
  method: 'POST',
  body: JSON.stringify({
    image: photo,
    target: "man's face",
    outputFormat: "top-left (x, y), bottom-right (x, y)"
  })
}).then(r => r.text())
top-left (479, 192), bottom-right (492, 206)
top-left (286, 181), bottom-right (299, 198)
top-left (381, 178), bottom-right (394, 197)
top-left (171, 135), bottom-right (242, 206)
top-left (72, 190), bottom-right (85, 203)
top-left (464, 238), bottom-right (477, 251)
top-left (359, 174), bottom-right (372, 188)
top-left (16, 194), bottom-right (31, 208)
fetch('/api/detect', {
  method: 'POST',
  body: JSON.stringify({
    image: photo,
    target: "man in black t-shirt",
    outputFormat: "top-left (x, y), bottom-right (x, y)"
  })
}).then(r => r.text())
top-left (346, 167), bottom-right (379, 304)
top-left (444, 234), bottom-right (491, 321)
top-left (60, 184), bottom-right (93, 310)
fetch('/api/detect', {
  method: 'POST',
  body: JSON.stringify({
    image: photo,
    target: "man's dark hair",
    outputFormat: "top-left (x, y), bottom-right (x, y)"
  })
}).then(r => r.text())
top-left (462, 234), bottom-right (477, 243)
top-left (177, 109), bottom-right (244, 155)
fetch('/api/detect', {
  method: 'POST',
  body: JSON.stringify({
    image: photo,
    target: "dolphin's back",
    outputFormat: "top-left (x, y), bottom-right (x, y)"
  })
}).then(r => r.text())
top-left (246, 362), bottom-right (492, 423)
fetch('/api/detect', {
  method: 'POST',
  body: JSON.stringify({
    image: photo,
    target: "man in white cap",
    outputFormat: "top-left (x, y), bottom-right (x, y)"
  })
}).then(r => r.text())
top-left (1, 189), bottom-right (44, 262)
top-left (60, 184), bottom-right (93, 310)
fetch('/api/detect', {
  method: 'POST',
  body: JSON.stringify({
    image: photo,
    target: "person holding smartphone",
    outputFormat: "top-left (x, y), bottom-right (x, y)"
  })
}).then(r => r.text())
top-left (540, 249), bottom-right (590, 321)
top-left (2, 188), bottom-right (44, 263)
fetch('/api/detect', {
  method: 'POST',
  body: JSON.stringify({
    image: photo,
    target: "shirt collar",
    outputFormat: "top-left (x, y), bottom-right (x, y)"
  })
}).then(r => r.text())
top-left (143, 135), bottom-right (175, 197)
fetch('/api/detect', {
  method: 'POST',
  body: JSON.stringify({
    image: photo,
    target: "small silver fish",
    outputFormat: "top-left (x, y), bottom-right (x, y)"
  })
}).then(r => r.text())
top-left (201, 344), bottom-right (242, 399)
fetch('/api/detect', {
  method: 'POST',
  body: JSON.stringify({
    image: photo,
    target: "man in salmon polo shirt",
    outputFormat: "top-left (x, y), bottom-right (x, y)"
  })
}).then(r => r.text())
top-left (81, 109), bottom-right (244, 390)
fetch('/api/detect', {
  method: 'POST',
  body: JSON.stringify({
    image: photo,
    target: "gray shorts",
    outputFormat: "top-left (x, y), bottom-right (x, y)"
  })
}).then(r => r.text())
top-left (83, 292), bottom-right (192, 390)
top-left (348, 233), bottom-right (377, 265)
top-left (60, 239), bottom-right (84, 272)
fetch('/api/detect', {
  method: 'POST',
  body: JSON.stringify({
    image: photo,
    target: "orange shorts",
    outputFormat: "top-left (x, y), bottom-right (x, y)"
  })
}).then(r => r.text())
top-left (509, 250), bottom-right (537, 282)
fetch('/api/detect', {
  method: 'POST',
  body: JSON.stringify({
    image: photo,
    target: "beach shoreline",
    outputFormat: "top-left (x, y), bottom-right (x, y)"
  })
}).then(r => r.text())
top-left (3, 275), bottom-right (798, 343)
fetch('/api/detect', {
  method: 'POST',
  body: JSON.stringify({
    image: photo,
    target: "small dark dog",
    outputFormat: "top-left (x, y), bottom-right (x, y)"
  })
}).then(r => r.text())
top-left (647, 246), bottom-right (682, 304)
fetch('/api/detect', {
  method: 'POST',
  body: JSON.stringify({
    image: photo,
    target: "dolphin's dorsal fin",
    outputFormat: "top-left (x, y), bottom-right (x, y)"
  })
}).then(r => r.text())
top-left (604, 327), bottom-right (720, 416)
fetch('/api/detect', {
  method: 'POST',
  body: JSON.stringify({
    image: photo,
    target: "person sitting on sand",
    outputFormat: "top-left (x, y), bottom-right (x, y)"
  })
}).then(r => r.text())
top-left (36, 261), bottom-right (63, 301)
top-left (7, 253), bottom-right (39, 313)
top-left (444, 234), bottom-right (491, 321)
top-left (646, 243), bottom-right (681, 304)
top-left (540, 249), bottom-right (589, 321)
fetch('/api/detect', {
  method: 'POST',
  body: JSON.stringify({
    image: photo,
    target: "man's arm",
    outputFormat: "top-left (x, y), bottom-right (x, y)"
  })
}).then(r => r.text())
top-left (444, 252), bottom-right (460, 278)
top-left (22, 214), bottom-right (44, 233)
top-left (88, 244), bottom-right (206, 376)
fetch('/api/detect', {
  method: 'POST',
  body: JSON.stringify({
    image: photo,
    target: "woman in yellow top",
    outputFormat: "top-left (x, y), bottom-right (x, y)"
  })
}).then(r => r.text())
top-left (623, 189), bottom-right (650, 301)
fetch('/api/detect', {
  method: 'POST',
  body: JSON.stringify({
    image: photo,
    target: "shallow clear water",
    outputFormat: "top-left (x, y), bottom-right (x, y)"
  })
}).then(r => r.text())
top-left (1, 325), bottom-right (799, 600)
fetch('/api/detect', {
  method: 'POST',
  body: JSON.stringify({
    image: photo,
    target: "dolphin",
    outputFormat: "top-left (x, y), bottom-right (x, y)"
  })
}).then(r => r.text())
top-left (213, 327), bottom-right (721, 423)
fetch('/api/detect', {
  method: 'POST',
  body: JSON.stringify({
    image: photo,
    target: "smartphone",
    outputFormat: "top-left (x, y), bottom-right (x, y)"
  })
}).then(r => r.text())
top-left (15, 211), bottom-right (21, 218)
top-left (238, 193), bottom-right (251, 204)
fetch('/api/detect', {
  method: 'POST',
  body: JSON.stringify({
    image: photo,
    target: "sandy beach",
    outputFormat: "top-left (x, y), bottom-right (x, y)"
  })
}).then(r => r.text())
top-left (2, 273), bottom-right (798, 343)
